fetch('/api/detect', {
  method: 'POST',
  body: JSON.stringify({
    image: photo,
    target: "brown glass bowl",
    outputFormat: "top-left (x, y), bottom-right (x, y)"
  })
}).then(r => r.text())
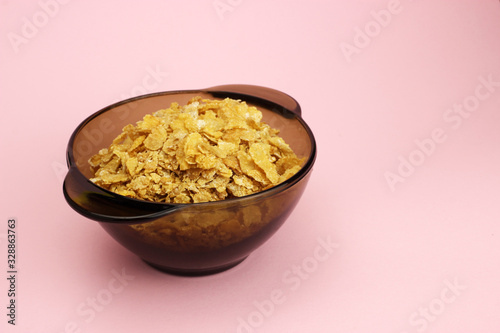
top-left (63, 85), bottom-right (316, 275)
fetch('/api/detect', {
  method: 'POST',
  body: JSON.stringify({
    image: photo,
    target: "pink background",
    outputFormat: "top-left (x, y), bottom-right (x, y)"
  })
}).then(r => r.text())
top-left (2, 0), bottom-right (500, 332)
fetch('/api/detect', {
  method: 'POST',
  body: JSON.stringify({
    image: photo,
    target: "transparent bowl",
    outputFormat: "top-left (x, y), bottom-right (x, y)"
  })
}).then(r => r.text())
top-left (63, 85), bottom-right (317, 275)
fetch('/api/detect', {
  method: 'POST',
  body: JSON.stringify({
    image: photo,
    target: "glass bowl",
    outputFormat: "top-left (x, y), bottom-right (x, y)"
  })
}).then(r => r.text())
top-left (63, 85), bottom-right (317, 275)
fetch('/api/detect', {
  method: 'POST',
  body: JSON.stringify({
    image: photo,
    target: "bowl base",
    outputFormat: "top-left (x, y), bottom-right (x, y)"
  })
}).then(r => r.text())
top-left (142, 257), bottom-right (247, 276)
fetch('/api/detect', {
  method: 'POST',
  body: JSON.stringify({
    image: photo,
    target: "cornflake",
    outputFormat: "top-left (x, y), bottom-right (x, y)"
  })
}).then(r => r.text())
top-left (89, 97), bottom-right (304, 204)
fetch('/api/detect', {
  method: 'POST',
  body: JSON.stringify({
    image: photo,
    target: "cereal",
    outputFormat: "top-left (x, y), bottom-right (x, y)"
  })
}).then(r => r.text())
top-left (89, 97), bottom-right (303, 204)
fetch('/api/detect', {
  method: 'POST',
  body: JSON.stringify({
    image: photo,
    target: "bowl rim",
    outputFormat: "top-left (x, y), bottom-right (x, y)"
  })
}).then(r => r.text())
top-left (64, 86), bottom-right (317, 220)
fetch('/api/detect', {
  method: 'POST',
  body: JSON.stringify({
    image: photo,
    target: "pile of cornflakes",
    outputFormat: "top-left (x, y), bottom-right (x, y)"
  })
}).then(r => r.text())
top-left (89, 97), bottom-right (303, 204)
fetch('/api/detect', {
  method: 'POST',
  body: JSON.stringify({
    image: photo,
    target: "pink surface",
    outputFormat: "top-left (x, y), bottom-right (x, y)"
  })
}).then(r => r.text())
top-left (1, 0), bottom-right (500, 332)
